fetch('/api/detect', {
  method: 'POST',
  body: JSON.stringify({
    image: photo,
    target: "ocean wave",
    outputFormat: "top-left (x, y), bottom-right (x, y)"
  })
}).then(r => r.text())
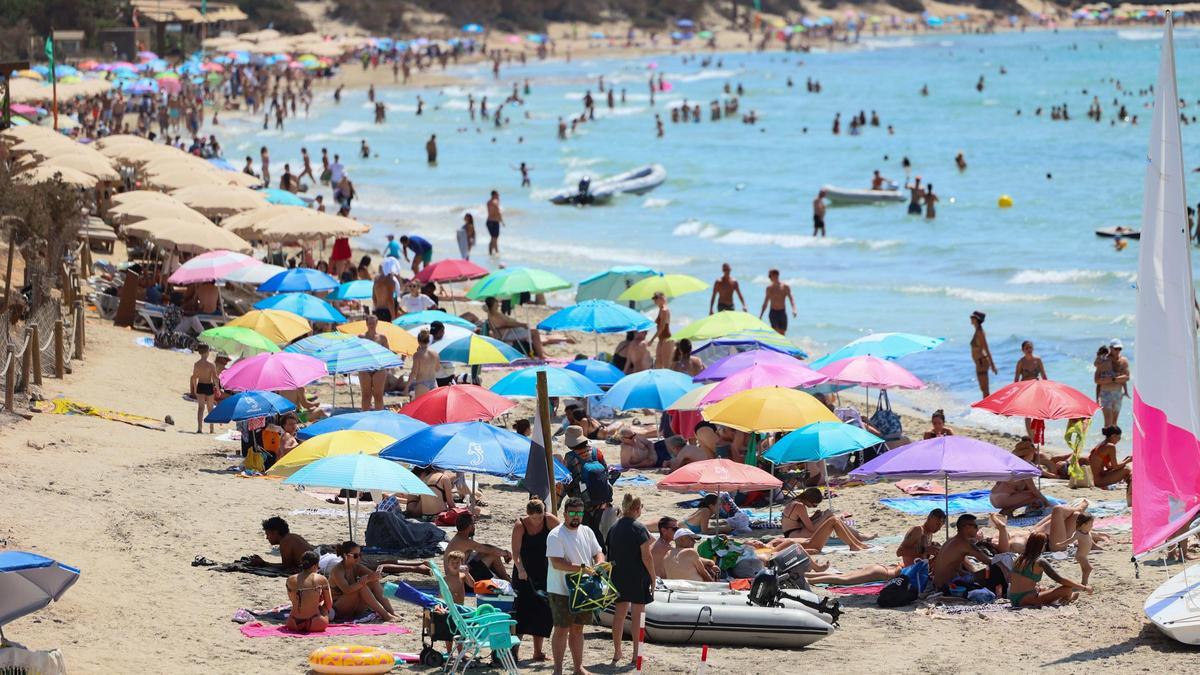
top-left (562, 156), bottom-right (606, 169)
top-left (752, 275), bottom-right (845, 290)
top-left (330, 120), bottom-right (375, 136)
top-left (642, 197), bottom-right (672, 209)
top-left (1007, 269), bottom-right (1134, 285)
top-left (860, 37), bottom-right (920, 50)
top-left (672, 69), bottom-right (739, 83)
top-left (672, 219), bottom-right (722, 239)
top-left (502, 235), bottom-right (690, 267)
top-left (897, 285), bottom-right (1050, 304)
top-left (672, 220), bottom-right (899, 251)
top-left (1052, 311), bottom-right (1136, 326)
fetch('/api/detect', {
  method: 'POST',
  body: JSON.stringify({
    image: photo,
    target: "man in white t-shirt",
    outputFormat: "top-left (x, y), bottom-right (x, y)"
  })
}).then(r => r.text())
top-left (546, 497), bottom-right (605, 675)
top-left (328, 154), bottom-right (345, 185)
top-left (399, 281), bottom-right (436, 315)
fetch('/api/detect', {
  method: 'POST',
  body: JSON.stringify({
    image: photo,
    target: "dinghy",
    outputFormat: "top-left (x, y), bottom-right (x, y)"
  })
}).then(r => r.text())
top-left (1145, 564), bottom-right (1200, 644)
top-left (821, 183), bottom-right (905, 205)
top-left (549, 164), bottom-right (666, 205)
top-left (598, 599), bottom-right (834, 648)
top-left (1095, 226), bottom-right (1140, 239)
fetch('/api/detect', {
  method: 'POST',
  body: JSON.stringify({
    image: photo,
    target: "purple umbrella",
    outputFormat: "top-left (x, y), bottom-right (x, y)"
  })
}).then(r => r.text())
top-left (698, 362), bottom-right (829, 405)
top-left (694, 348), bottom-right (812, 382)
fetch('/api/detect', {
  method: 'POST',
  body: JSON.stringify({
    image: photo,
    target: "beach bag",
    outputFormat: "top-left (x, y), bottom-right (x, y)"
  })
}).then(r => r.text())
top-left (869, 392), bottom-right (903, 441)
top-left (877, 576), bottom-right (918, 608)
top-left (898, 559), bottom-right (931, 594)
top-left (566, 562), bottom-right (617, 613)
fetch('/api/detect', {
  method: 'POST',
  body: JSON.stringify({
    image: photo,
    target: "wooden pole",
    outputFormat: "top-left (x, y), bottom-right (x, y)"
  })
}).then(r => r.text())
top-left (18, 330), bottom-right (30, 392)
top-left (4, 353), bottom-right (14, 411)
top-left (535, 369), bottom-right (558, 512)
top-left (53, 318), bottom-right (64, 378)
top-left (2, 226), bottom-right (14, 310)
top-left (73, 301), bottom-right (83, 359)
top-left (30, 323), bottom-right (41, 385)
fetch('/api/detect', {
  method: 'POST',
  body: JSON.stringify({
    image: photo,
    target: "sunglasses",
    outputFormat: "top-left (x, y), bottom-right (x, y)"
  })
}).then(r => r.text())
top-left (347, 552), bottom-right (360, 558)
top-left (566, 511), bottom-right (585, 517)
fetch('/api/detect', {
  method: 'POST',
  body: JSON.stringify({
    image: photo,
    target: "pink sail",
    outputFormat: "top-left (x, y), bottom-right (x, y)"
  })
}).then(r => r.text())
top-left (1132, 14), bottom-right (1200, 556)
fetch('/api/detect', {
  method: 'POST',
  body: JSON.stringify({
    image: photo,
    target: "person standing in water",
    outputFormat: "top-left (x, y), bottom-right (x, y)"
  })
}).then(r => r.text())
top-left (708, 263), bottom-right (747, 314)
top-left (457, 214), bottom-right (476, 260)
top-left (486, 190), bottom-right (504, 255)
top-left (924, 183), bottom-right (939, 219)
top-left (425, 134), bottom-right (437, 164)
top-left (759, 269), bottom-right (797, 335)
top-left (970, 311), bottom-right (998, 398)
top-left (906, 177), bottom-right (923, 215)
top-left (813, 190), bottom-right (827, 236)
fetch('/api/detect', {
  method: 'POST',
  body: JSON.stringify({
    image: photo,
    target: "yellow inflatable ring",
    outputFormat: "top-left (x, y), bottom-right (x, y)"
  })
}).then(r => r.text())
top-left (997, 194), bottom-right (1014, 208)
top-left (309, 645), bottom-right (395, 675)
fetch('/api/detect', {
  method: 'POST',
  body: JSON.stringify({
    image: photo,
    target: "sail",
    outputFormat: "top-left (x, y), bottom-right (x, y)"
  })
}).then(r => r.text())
top-left (1132, 12), bottom-right (1200, 556)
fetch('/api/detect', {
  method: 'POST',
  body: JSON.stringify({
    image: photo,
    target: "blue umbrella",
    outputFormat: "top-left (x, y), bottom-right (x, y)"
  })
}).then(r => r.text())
top-left (254, 293), bottom-right (347, 323)
top-left (0, 551), bottom-right (80, 627)
top-left (564, 359), bottom-right (626, 387)
top-left (693, 330), bottom-right (808, 359)
top-left (285, 331), bottom-right (354, 357)
top-left (393, 309), bottom-right (476, 330)
top-left (537, 299), bottom-right (652, 334)
top-left (601, 369), bottom-right (697, 411)
top-left (284, 453), bottom-right (435, 538)
top-left (310, 337), bottom-right (403, 374)
top-left (462, 23), bottom-right (484, 33)
top-left (676, 18), bottom-right (695, 27)
top-left (764, 422), bottom-right (884, 464)
top-left (490, 365), bottom-right (603, 398)
top-left (207, 157), bottom-right (238, 172)
top-left (327, 280), bottom-right (373, 301)
top-left (576, 266), bottom-right (660, 310)
top-left (297, 410), bottom-right (428, 441)
top-left (809, 332), bottom-right (943, 369)
top-left (381, 421), bottom-right (529, 477)
top-left (204, 390), bottom-right (295, 423)
top-left (260, 188), bottom-right (308, 206)
top-left (258, 267), bottom-right (339, 293)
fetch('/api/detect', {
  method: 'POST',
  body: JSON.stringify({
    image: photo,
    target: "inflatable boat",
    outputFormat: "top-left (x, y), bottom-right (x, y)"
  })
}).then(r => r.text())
top-left (1095, 226), bottom-right (1141, 239)
top-left (598, 598), bottom-right (834, 648)
top-left (654, 587), bottom-right (836, 624)
top-left (821, 184), bottom-right (906, 205)
top-left (550, 164), bottom-right (667, 205)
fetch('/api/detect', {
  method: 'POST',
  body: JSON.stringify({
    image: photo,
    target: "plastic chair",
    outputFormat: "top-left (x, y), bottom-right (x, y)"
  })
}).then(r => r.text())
top-left (429, 565), bottom-right (521, 674)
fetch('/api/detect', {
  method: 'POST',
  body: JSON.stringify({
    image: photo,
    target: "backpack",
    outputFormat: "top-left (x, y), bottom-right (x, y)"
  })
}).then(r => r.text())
top-left (582, 458), bottom-right (613, 507)
top-left (877, 576), bottom-right (918, 608)
top-left (869, 391), bottom-right (903, 441)
top-left (898, 559), bottom-right (931, 594)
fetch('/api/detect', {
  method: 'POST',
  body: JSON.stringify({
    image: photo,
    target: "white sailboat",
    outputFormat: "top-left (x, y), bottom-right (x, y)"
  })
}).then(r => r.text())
top-left (1133, 11), bottom-right (1200, 645)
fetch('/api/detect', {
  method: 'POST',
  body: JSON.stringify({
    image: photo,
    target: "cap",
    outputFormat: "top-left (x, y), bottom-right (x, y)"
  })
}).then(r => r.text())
top-left (673, 528), bottom-right (698, 542)
top-left (1109, 338), bottom-right (1124, 349)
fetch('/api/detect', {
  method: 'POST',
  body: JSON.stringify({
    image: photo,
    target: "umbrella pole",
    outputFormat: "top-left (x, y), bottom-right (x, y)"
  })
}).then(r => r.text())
top-left (346, 496), bottom-right (354, 541)
top-left (944, 476), bottom-right (950, 542)
top-left (823, 459), bottom-right (832, 513)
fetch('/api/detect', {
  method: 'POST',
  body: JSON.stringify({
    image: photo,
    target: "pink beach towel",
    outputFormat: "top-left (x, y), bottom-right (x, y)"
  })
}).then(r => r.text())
top-left (240, 622), bottom-right (413, 639)
top-left (896, 480), bottom-right (946, 496)
top-left (820, 582), bottom-right (886, 596)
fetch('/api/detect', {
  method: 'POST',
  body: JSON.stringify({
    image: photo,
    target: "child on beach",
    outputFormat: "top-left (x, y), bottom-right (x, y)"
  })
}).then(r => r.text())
top-left (444, 550), bottom-right (476, 605)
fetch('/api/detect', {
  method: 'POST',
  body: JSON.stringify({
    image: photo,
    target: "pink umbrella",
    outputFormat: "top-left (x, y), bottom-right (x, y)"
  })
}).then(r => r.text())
top-left (157, 77), bottom-right (181, 94)
top-left (220, 352), bottom-right (327, 391)
top-left (10, 104), bottom-right (41, 116)
top-left (818, 355), bottom-right (924, 390)
top-left (415, 258), bottom-right (489, 283)
top-left (168, 250), bottom-right (259, 285)
top-left (201, 62), bottom-right (225, 73)
top-left (699, 362), bottom-right (828, 405)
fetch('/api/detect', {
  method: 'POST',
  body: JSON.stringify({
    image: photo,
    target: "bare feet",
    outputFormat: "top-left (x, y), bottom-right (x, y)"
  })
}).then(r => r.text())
top-left (531, 653), bottom-right (547, 662)
top-left (989, 513), bottom-right (1008, 529)
top-left (849, 542), bottom-right (872, 551)
top-left (809, 559), bottom-right (830, 573)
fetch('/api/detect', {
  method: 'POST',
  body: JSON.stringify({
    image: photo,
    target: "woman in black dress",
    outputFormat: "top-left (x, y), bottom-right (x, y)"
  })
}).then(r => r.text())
top-left (510, 497), bottom-right (558, 662)
top-left (606, 493), bottom-right (655, 666)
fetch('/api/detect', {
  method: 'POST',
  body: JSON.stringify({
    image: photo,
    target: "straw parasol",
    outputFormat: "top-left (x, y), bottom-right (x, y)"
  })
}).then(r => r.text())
top-left (38, 155), bottom-right (121, 182)
top-left (170, 184), bottom-right (270, 217)
top-left (15, 166), bottom-right (97, 188)
top-left (109, 200), bottom-right (214, 226)
top-left (223, 205), bottom-right (370, 242)
top-left (122, 217), bottom-right (252, 254)
top-left (110, 190), bottom-right (179, 206)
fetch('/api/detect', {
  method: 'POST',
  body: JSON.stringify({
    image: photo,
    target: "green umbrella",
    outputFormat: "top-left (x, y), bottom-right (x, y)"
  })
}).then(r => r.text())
top-left (673, 311), bottom-right (776, 341)
top-left (198, 326), bottom-right (281, 359)
top-left (465, 266), bottom-right (571, 300)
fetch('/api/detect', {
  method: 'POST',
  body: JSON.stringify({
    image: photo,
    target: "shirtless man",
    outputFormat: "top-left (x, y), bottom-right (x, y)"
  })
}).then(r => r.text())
top-left (179, 281), bottom-right (220, 335)
top-left (405, 465), bottom-right (455, 517)
top-left (622, 330), bottom-right (652, 374)
top-left (249, 516), bottom-right (313, 571)
top-left (405, 330), bottom-right (439, 399)
top-left (931, 514), bottom-right (1006, 597)
top-left (667, 435), bottom-right (715, 470)
top-left (444, 512), bottom-right (512, 581)
top-left (372, 268), bottom-right (398, 321)
top-left (708, 263), bottom-right (746, 314)
top-left (1095, 340), bottom-right (1130, 426)
top-left (758, 269), bottom-right (797, 335)
top-left (485, 190), bottom-right (504, 255)
top-left (812, 191), bottom-right (827, 236)
top-left (905, 177), bottom-right (923, 216)
top-left (896, 509), bottom-right (945, 565)
top-left (651, 518), bottom-right (679, 576)
top-left (618, 428), bottom-right (657, 468)
top-left (663, 530), bottom-right (718, 581)
top-left (190, 344), bottom-right (220, 433)
top-left (870, 169), bottom-right (890, 190)
top-left (648, 292), bottom-right (673, 369)
top-left (357, 316), bottom-right (391, 410)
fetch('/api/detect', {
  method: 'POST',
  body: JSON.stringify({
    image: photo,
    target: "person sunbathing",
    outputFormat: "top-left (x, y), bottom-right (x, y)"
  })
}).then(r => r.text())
top-left (617, 428), bottom-right (658, 469)
top-left (286, 550), bottom-right (332, 633)
top-left (684, 494), bottom-right (732, 535)
top-left (667, 435), bottom-right (715, 470)
top-left (896, 509), bottom-right (945, 565)
top-left (807, 562), bottom-right (903, 586)
top-left (779, 488), bottom-right (873, 548)
top-left (249, 516), bottom-right (313, 571)
top-left (1006, 533), bottom-right (1091, 608)
top-left (405, 465), bottom-right (456, 518)
top-left (989, 477), bottom-right (1050, 516)
top-left (978, 504), bottom-right (1107, 554)
top-left (329, 540), bottom-right (400, 622)
top-left (662, 530), bottom-right (717, 581)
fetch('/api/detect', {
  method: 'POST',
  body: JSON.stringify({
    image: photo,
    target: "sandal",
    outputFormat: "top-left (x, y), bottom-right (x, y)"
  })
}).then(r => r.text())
top-left (192, 555), bottom-right (216, 567)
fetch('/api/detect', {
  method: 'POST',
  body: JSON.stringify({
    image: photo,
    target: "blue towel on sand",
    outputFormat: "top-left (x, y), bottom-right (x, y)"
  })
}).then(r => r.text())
top-left (614, 474), bottom-right (657, 487)
top-left (880, 490), bottom-right (1063, 516)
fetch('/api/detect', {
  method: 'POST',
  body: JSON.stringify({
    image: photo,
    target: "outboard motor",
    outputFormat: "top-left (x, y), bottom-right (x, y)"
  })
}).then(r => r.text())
top-left (753, 547), bottom-right (843, 626)
top-left (748, 568), bottom-right (780, 608)
top-left (770, 544), bottom-right (813, 591)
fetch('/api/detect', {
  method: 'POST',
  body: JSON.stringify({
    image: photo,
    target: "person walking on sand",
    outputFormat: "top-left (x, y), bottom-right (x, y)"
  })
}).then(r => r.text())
top-left (970, 311), bottom-right (998, 398)
top-left (708, 263), bottom-right (747, 314)
top-left (607, 494), bottom-right (655, 667)
top-left (191, 344), bottom-right (220, 433)
top-left (759, 269), bottom-right (797, 335)
top-left (486, 190), bottom-right (504, 255)
top-left (813, 190), bottom-right (827, 236)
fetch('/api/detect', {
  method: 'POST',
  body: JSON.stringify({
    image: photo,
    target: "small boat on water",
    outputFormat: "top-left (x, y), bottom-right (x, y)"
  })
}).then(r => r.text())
top-left (598, 597), bottom-right (834, 648)
top-left (550, 164), bottom-right (666, 205)
top-left (821, 183), bottom-right (906, 205)
top-left (1095, 226), bottom-right (1140, 239)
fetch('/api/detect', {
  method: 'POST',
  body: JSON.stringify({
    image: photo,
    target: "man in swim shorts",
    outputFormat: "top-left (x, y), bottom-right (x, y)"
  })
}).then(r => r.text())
top-left (486, 190), bottom-right (504, 255)
top-left (399, 235), bottom-right (433, 275)
top-left (190, 344), bottom-right (220, 434)
top-left (759, 268), bottom-right (797, 335)
top-left (708, 263), bottom-right (746, 314)
top-left (813, 190), bottom-right (827, 236)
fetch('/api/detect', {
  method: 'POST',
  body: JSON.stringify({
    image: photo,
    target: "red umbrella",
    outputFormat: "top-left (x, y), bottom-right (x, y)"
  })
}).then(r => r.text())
top-left (970, 379), bottom-right (1099, 420)
top-left (657, 458), bottom-right (782, 493)
top-left (415, 259), bottom-right (490, 283)
top-left (399, 384), bottom-right (516, 424)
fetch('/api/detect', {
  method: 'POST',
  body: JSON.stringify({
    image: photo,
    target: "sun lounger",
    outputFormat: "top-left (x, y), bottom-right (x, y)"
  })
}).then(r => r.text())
top-left (133, 301), bottom-right (226, 333)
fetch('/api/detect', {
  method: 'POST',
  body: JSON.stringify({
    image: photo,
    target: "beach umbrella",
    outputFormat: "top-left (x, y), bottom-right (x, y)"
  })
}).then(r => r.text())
top-left (219, 351), bottom-right (327, 391)
top-left (222, 263), bottom-right (289, 286)
top-left (268, 430), bottom-right (396, 477)
top-left (380, 421), bottom-right (528, 477)
top-left (466, 267), bottom-right (571, 300)
top-left (260, 188), bottom-right (307, 206)
top-left (617, 273), bottom-right (706, 302)
top-left (764, 422), bottom-right (884, 464)
top-left (327, 280), bottom-right (374, 301)
top-left (0, 551), bottom-right (80, 628)
top-left (257, 267), bottom-right (339, 293)
top-left (695, 348), bottom-right (809, 382)
top-left (971, 379), bottom-right (1100, 420)
top-left (227, 309), bottom-right (311, 345)
top-left (400, 384), bottom-right (517, 424)
top-left (38, 154), bottom-right (119, 181)
top-left (297, 410), bottom-right (428, 442)
top-left (698, 362), bottom-right (829, 405)
top-left (702, 386), bottom-right (838, 432)
top-left (336, 321), bottom-right (419, 356)
top-left (15, 165), bottom-right (96, 188)
top-left (198, 326), bottom-right (281, 359)
top-left (432, 333), bottom-right (521, 365)
top-left (170, 184), bottom-right (268, 217)
top-left (666, 382), bottom-right (720, 411)
top-left (657, 458), bottom-right (781, 493)
top-left (693, 330), bottom-right (808, 358)
top-left (310, 337), bottom-right (404, 374)
top-left (676, 18), bottom-right (695, 27)
top-left (564, 359), bottom-right (626, 387)
top-left (538, 300), bottom-right (653, 335)
top-left (415, 258), bottom-right (489, 283)
top-left (282, 453), bottom-right (434, 539)
top-left (168, 250), bottom-right (259, 285)
top-left (674, 311), bottom-right (776, 341)
top-left (203, 390), bottom-right (295, 423)
top-left (462, 23), bottom-right (484, 33)
top-left (809, 332), bottom-right (944, 369)
top-left (284, 331), bottom-right (355, 357)
top-left (576, 266), bottom-right (660, 310)
top-left (602, 369), bottom-right (697, 411)
top-left (491, 365), bottom-right (603, 398)
top-left (254, 293), bottom-right (347, 324)
top-left (818, 355), bottom-right (924, 390)
top-left (393, 309), bottom-right (476, 330)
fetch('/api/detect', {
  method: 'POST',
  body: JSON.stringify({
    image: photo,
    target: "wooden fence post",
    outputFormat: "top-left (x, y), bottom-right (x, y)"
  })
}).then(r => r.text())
top-left (18, 330), bottom-right (30, 393)
top-left (54, 318), bottom-right (64, 379)
top-left (30, 323), bottom-right (41, 385)
top-left (4, 354), bottom-right (14, 412)
top-left (73, 301), bottom-right (83, 360)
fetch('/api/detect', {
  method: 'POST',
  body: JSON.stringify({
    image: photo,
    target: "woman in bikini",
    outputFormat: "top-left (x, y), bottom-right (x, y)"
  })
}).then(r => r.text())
top-left (286, 550), bottom-right (332, 633)
top-left (610, 331), bottom-right (635, 372)
top-left (329, 541), bottom-right (400, 622)
top-left (1006, 533), bottom-right (1091, 608)
top-left (1014, 340), bottom-right (1048, 434)
top-left (648, 292), bottom-right (674, 369)
top-left (922, 409), bottom-right (954, 439)
top-left (357, 315), bottom-right (391, 411)
top-left (775, 488), bottom-right (872, 552)
top-left (684, 494), bottom-right (731, 535)
top-left (970, 311), bottom-right (998, 398)
top-left (1089, 426), bottom-right (1131, 488)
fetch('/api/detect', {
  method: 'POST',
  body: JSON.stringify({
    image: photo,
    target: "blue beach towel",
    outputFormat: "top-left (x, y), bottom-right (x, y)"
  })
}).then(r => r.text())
top-left (880, 490), bottom-right (1063, 516)
top-left (614, 474), bottom-right (657, 487)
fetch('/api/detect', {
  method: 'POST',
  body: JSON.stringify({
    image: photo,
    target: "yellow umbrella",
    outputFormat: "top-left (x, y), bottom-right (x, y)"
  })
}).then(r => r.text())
top-left (228, 309), bottom-right (312, 345)
top-left (266, 430), bottom-right (395, 477)
top-left (337, 321), bottom-right (419, 356)
top-left (666, 382), bottom-right (720, 411)
top-left (617, 273), bottom-right (706, 302)
top-left (701, 386), bottom-right (839, 432)
top-left (673, 311), bottom-right (776, 341)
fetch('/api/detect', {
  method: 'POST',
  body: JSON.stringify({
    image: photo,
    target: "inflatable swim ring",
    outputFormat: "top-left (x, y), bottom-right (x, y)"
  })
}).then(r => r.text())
top-left (309, 645), bottom-right (394, 675)
top-left (997, 195), bottom-right (1014, 208)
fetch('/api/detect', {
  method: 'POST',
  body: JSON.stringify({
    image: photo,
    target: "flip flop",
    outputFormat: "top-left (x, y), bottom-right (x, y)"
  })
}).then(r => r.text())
top-left (192, 555), bottom-right (216, 567)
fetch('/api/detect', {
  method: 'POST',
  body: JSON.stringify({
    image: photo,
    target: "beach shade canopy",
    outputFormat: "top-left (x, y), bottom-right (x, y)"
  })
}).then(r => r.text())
top-left (297, 410), bottom-right (428, 442)
top-left (326, 279), bottom-right (373, 301)
top-left (0, 551), bottom-right (81, 627)
top-left (337, 321), bottom-right (419, 356)
top-left (282, 453), bottom-right (435, 495)
top-left (564, 358), bottom-right (626, 387)
top-left (970, 379), bottom-right (1100, 420)
top-left (260, 188), bottom-right (307, 206)
top-left (168, 249), bottom-right (259, 285)
top-left (219, 351), bottom-right (327, 391)
top-left (257, 267), bottom-right (339, 293)
top-left (809, 332), bottom-right (945, 369)
top-left (222, 262), bottom-right (288, 286)
top-left (269, 430), bottom-right (397, 477)
top-left (537, 299), bottom-right (653, 334)
top-left (850, 436), bottom-right (1042, 482)
top-left (701, 386), bottom-right (839, 432)
top-left (693, 330), bottom-right (808, 358)
top-left (818, 355), bottom-right (924, 390)
top-left (576, 266), bottom-right (660, 309)
top-left (380, 421), bottom-right (530, 477)
top-left (400, 384), bottom-right (517, 424)
top-left (694, 348), bottom-right (811, 382)
top-left (698, 362), bottom-right (830, 405)
top-left (490, 365), bottom-right (603, 398)
top-left (617, 273), bottom-right (706, 302)
top-left (466, 266), bottom-right (572, 300)
top-left (285, 331), bottom-right (355, 357)
top-left (198, 325), bottom-right (281, 359)
top-left (309, 337), bottom-right (404, 374)
top-left (393, 309), bottom-right (476, 330)
top-left (657, 458), bottom-right (781, 493)
top-left (432, 333), bottom-right (521, 365)
top-left (674, 311), bottom-right (776, 342)
top-left (254, 292), bottom-right (347, 324)
top-left (227, 309), bottom-right (311, 345)
top-left (204, 390), bottom-right (295, 423)
top-left (601, 368), bottom-right (697, 411)
top-left (170, 184), bottom-right (269, 216)
top-left (763, 422), bottom-right (885, 464)
top-left (415, 258), bottom-right (489, 283)
top-left (666, 382), bottom-right (720, 411)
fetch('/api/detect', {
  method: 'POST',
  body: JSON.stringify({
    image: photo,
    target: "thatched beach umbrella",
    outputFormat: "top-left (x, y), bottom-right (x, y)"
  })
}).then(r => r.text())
top-left (170, 184), bottom-right (269, 217)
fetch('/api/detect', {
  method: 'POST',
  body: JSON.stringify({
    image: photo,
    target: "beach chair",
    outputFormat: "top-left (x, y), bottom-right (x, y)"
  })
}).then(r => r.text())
top-left (429, 565), bottom-right (520, 674)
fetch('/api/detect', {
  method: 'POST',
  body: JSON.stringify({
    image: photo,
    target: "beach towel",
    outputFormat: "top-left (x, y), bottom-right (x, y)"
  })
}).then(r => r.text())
top-left (209, 558), bottom-right (291, 578)
top-left (818, 581), bottom-right (886, 596)
top-left (239, 622), bottom-right (413, 639)
top-left (34, 397), bottom-right (168, 431)
top-left (896, 480), bottom-right (946, 495)
top-left (879, 490), bottom-right (1063, 516)
top-left (1088, 500), bottom-right (1131, 517)
top-left (232, 605), bottom-right (292, 624)
top-left (614, 474), bottom-right (657, 487)
top-left (1094, 515), bottom-right (1133, 533)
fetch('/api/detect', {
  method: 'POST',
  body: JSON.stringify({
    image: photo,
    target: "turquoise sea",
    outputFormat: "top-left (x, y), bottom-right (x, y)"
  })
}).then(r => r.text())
top-left (219, 27), bottom-right (1200, 440)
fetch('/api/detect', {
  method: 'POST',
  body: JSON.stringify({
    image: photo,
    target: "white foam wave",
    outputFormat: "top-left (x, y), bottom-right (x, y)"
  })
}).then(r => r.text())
top-left (502, 235), bottom-right (690, 267)
top-left (642, 197), bottom-right (672, 209)
top-left (860, 37), bottom-right (920, 50)
top-left (898, 285), bottom-right (1050, 304)
top-left (330, 120), bottom-right (375, 136)
top-left (672, 69), bottom-right (739, 83)
top-left (672, 219), bottom-right (721, 239)
top-left (1051, 311), bottom-right (1135, 326)
top-left (562, 156), bottom-right (605, 169)
top-left (1007, 269), bottom-right (1134, 285)
top-left (672, 220), bottom-right (899, 251)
